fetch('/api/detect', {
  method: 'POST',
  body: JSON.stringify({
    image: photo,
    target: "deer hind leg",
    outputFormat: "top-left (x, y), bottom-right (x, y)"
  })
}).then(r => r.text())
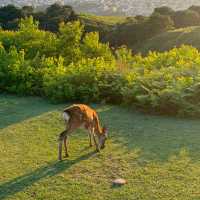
top-left (91, 128), bottom-right (100, 152)
top-left (58, 130), bottom-right (70, 161)
top-left (64, 136), bottom-right (69, 157)
top-left (88, 132), bottom-right (92, 147)
top-left (88, 125), bottom-right (92, 147)
top-left (93, 134), bottom-right (100, 152)
top-left (58, 130), bottom-right (68, 161)
top-left (58, 121), bottom-right (81, 161)
top-left (85, 123), bottom-right (92, 147)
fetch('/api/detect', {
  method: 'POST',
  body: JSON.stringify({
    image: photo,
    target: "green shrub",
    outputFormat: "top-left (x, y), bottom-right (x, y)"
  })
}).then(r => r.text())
top-left (43, 57), bottom-right (116, 102)
top-left (81, 32), bottom-right (113, 60)
top-left (122, 45), bottom-right (200, 116)
top-left (0, 46), bottom-right (44, 95)
top-left (57, 21), bottom-right (83, 64)
top-left (0, 17), bottom-right (58, 58)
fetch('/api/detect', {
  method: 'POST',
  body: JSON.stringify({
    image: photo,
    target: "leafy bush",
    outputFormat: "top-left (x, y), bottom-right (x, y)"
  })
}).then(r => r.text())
top-left (0, 5), bottom-right (22, 30)
top-left (57, 21), bottom-right (83, 64)
top-left (43, 57), bottom-right (116, 102)
top-left (81, 32), bottom-right (114, 60)
top-left (122, 45), bottom-right (200, 117)
top-left (0, 46), bottom-right (44, 95)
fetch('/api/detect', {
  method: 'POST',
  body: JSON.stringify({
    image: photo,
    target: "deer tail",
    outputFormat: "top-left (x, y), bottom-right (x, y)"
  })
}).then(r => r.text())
top-left (63, 111), bottom-right (70, 123)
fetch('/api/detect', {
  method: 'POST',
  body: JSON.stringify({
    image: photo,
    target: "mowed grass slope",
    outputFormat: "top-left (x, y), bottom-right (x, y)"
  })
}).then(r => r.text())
top-left (79, 14), bottom-right (127, 26)
top-left (138, 26), bottom-right (200, 54)
top-left (0, 95), bottom-right (200, 200)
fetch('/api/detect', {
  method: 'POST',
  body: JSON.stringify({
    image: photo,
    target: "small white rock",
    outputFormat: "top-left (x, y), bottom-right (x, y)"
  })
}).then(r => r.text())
top-left (112, 178), bottom-right (127, 185)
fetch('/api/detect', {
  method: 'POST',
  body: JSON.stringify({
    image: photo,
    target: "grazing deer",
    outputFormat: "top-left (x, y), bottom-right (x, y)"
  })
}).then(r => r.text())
top-left (58, 104), bottom-right (108, 161)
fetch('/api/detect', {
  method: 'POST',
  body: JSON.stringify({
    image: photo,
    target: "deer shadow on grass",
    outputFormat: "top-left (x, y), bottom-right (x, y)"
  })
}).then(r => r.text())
top-left (0, 150), bottom-right (96, 200)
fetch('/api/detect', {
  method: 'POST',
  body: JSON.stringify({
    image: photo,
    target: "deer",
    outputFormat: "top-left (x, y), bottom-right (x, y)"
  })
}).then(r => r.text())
top-left (58, 104), bottom-right (108, 161)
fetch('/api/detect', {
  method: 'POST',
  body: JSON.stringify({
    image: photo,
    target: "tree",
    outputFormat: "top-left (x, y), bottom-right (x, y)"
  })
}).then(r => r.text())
top-left (154, 6), bottom-right (174, 16)
top-left (188, 6), bottom-right (200, 15)
top-left (19, 16), bottom-right (39, 31)
top-left (38, 3), bottom-right (78, 32)
top-left (0, 4), bottom-right (22, 30)
top-left (147, 13), bottom-right (174, 36)
top-left (172, 10), bottom-right (200, 28)
top-left (81, 32), bottom-right (113, 60)
top-left (57, 21), bottom-right (83, 63)
top-left (0, 4), bottom-right (77, 32)
top-left (21, 6), bottom-right (34, 17)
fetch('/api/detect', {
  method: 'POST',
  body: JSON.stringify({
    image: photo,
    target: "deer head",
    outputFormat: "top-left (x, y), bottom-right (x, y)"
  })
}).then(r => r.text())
top-left (98, 126), bottom-right (108, 149)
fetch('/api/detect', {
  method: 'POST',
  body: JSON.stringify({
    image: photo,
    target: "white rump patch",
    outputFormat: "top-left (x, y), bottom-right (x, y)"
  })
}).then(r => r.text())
top-left (63, 112), bottom-right (70, 123)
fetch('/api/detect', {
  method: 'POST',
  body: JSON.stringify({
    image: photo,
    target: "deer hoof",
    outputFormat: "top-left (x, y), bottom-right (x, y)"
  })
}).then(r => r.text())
top-left (64, 153), bottom-right (69, 158)
top-left (96, 148), bottom-right (100, 153)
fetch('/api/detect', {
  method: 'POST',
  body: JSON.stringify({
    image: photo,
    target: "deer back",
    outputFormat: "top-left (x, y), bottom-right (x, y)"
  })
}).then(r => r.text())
top-left (64, 104), bottom-right (95, 125)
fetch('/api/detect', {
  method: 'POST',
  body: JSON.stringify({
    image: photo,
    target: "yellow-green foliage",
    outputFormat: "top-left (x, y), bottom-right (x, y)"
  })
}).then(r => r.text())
top-left (1, 17), bottom-right (200, 117)
top-left (122, 45), bottom-right (200, 116)
top-left (43, 57), bottom-right (116, 102)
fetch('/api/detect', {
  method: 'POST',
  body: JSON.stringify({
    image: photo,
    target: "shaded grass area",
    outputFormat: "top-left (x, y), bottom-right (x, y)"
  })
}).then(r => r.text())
top-left (0, 94), bottom-right (59, 129)
top-left (0, 95), bottom-right (200, 200)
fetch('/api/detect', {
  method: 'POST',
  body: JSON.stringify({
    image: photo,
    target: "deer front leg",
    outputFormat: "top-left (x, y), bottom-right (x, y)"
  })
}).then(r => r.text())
top-left (88, 131), bottom-right (92, 147)
top-left (93, 134), bottom-right (100, 152)
top-left (91, 128), bottom-right (100, 152)
top-left (85, 123), bottom-right (92, 147)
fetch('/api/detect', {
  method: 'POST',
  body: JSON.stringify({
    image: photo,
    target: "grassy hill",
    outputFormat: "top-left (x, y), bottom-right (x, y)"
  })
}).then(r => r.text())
top-left (79, 14), bottom-right (127, 26)
top-left (138, 26), bottom-right (200, 54)
top-left (1, 95), bottom-right (200, 200)
top-left (79, 17), bottom-right (200, 55)
top-left (79, 14), bottom-right (127, 40)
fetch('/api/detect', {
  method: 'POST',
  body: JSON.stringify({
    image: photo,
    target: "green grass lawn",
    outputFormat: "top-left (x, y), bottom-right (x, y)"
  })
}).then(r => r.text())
top-left (0, 95), bottom-right (200, 200)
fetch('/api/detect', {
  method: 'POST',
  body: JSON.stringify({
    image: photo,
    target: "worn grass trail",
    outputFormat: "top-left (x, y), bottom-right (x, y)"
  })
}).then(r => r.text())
top-left (0, 95), bottom-right (200, 200)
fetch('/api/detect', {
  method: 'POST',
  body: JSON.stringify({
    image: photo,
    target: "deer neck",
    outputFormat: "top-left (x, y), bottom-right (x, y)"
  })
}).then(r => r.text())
top-left (95, 123), bottom-right (103, 136)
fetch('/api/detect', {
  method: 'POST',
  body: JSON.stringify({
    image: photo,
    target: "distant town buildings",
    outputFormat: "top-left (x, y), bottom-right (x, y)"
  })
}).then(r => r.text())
top-left (64, 0), bottom-right (200, 16)
top-left (1, 0), bottom-right (200, 15)
top-left (0, 0), bottom-right (64, 7)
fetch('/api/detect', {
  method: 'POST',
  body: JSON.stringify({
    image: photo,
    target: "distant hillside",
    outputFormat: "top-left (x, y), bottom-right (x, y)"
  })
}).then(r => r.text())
top-left (2, 3), bottom-right (200, 55)
top-left (79, 14), bottom-right (127, 26)
top-left (138, 26), bottom-right (200, 54)
top-left (79, 14), bottom-right (127, 40)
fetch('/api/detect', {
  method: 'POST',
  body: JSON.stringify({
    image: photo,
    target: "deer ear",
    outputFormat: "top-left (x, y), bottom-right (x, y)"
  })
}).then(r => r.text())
top-left (103, 126), bottom-right (107, 132)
